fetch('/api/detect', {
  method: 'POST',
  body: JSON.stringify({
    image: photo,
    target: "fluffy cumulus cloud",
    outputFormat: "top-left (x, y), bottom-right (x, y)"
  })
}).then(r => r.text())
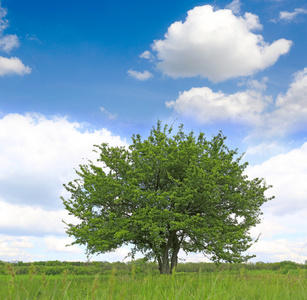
top-left (0, 113), bottom-right (127, 209)
top-left (0, 112), bottom-right (128, 261)
top-left (0, 3), bottom-right (31, 76)
top-left (152, 5), bottom-right (292, 82)
top-left (247, 67), bottom-right (307, 138)
top-left (166, 87), bottom-right (270, 125)
top-left (167, 67), bottom-right (307, 138)
top-left (0, 56), bottom-right (31, 76)
top-left (246, 142), bottom-right (307, 216)
top-left (266, 68), bottom-right (307, 136)
top-left (127, 69), bottom-right (153, 80)
top-left (243, 141), bottom-right (307, 263)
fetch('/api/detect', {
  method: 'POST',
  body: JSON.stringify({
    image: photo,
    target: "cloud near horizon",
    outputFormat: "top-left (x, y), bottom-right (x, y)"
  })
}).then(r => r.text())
top-left (1, 111), bottom-right (307, 263)
top-left (0, 200), bottom-right (78, 236)
top-left (0, 113), bottom-right (127, 210)
top-left (152, 5), bottom-right (292, 82)
top-left (243, 140), bottom-right (307, 264)
top-left (243, 141), bottom-right (307, 264)
top-left (44, 236), bottom-right (82, 253)
top-left (0, 235), bottom-right (35, 261)
top-left (246, 141), bottom-right (307, 217)
top-left (0, 112), bottom-right (127, 260)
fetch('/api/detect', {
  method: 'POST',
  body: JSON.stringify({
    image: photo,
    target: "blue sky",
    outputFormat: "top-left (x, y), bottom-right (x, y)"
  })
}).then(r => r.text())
top-left (1, 0), bottom-right (307, 263)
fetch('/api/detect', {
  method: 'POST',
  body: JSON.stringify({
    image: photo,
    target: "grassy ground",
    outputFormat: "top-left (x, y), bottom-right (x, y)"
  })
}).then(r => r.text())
top-left (1, 268), bottom-right (306, 299)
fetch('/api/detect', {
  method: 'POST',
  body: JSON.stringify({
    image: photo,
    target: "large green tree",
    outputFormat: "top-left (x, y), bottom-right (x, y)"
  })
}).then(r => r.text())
top-left (62, 122), bottom-right (273, 274)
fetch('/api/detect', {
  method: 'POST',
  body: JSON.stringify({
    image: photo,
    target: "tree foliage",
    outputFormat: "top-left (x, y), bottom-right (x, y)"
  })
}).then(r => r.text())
top-left (62, 122), bottom-right (273, 274)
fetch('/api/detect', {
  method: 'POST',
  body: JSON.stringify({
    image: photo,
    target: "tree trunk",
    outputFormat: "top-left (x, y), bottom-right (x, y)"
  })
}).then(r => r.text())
top-left (157, 246), bottom-right (170, 274)
top-left (156, 233), bottom-right (182, 274)
top-left (170, 245), bottom-right (180, 273)
top-left (170, 233), bottom-right (180, 273)
top-left (161, 246), bottom-right (170, 274)
top-left (157, 257), bottom-right (163, 274)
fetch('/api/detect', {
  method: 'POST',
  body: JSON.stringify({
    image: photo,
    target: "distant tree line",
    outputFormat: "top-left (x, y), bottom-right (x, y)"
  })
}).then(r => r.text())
top-left (0, 260), bottom-right (305, 276)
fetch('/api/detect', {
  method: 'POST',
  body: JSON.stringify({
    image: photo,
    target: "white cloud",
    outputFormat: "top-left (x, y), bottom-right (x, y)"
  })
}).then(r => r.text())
top-left (0, 56), bottom-right (31, 76)
top-left (0, 4), bottom-right (8, 32)
top-left (0, 3), bottom-right (31, 76)
top-left (249, 238), bottom-right (307, 263)
top-left (275, 68), bottom-right (307, 120)
top-left (251, 212), bottom-right (307, 240)
top-left (167, 68), bottom-right (307, 138)
top-left (244, 141), bottom-right (288, 161)
top-left (0, 34), bottom-right (19, 52)
top-left (0, 4), bottom-right (19, 53)
top-left (127, 69), bottom-right (153, 81)
top-left (246, 141), bottom-right (307, 216)
top-left (1, 236), bottom-right (33, 249)
top-left (139, 50), bottom-right (154, 61)
top-left (249, 217), bottom-right (288, 240)
top-left (152, 5), bottom-right (292, 82)
top-left (99, 107), bottom-right (118, 120)
top-left (166, 87), bottom-right (270, 125)
top-left (0, 235), bottom-right (34, 260)
top-left (0, 200), bottom-right (79, 236)
top-left (253, 67), bottom-right (307, 137)
top-left (225, 0), bottom-right (241, 15)
top-left (44, 236), bottom-right (82, 253)
top-left (240, 77), bottom-right (268, 91)
top-left (246, 155), bottom-right (307, 263)
top-left (0, 112), bottom-right (129, 261)
top-left (0, 113), bottom-right (127, 209)
top-left (274, 8), bottom-right (307, 22)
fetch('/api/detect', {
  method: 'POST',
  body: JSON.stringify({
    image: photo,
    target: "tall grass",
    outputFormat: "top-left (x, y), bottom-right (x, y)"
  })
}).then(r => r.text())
top-left (1, 265), bottom-right (306, 299)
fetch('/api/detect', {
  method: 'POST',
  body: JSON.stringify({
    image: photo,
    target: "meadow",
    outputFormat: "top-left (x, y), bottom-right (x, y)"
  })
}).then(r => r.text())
top-left (1, 261), bottom-right (306, 299)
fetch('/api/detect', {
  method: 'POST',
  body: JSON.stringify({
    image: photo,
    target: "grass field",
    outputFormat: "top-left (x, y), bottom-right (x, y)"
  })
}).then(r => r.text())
top-left (1, 267), bottom-right (307, 299)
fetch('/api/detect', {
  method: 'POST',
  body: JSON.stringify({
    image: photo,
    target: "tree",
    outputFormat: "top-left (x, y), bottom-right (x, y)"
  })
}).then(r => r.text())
top-left (62, 122), bottom-right (273, 274)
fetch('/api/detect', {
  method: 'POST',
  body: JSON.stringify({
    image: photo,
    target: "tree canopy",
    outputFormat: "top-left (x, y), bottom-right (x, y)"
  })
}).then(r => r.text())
top-left (62, 122), bottom-right (273, 274)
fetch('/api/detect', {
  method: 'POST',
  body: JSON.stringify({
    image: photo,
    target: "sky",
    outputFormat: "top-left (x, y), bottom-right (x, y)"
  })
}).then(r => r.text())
top-left (0, 0), bottom-right (307, 264)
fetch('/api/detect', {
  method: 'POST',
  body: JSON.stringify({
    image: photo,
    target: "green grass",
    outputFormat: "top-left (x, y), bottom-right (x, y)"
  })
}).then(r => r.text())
top-left (1, 268), bottom-right (307, 299)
